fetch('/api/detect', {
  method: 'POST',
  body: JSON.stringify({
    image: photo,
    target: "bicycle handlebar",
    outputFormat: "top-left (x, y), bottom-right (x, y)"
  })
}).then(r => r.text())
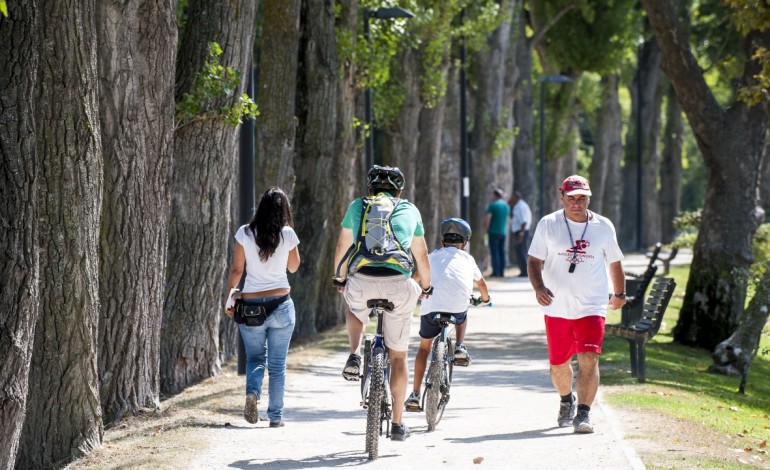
top-left (469, 295), bottom-right (492, 307)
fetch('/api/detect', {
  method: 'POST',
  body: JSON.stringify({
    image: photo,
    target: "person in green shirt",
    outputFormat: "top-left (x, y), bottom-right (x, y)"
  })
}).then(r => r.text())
top-left (332, 165), bottom-right (432, 442)
top-left (484, 188), bottom-right (510, 277)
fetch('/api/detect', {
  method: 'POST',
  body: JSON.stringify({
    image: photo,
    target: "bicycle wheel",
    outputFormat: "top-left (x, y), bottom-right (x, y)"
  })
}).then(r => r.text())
top-left (365, 348), bottom-right (385, 460)
top-left (425, 340), bottom-right (446, 431)
top-left (360, 339), bottom-right (372, 403)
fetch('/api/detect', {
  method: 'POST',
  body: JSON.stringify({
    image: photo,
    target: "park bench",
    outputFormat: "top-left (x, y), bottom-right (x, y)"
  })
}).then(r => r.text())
top-left (626, 242), bottom-right (661, 280)
top-left (621, 263), bottom-right (658, 327)
top-left (656, 246), bottom-right (679, 275)
top-left (605, 277), bottom-right (677, 383)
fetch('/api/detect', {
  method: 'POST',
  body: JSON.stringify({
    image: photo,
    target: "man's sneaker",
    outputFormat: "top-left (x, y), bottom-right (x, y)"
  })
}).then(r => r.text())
top-left (391, 422), bottom-right (411, 441)
top-left (557, 396), bottom-right (576, 428)
top-left (573, 409), bottom-right (594, 433)
top-left (453, 343), bottom-right (471, 366)
top-left (244, 392), bottom-right (259, 424)
top-left (404, 391), bottom-right (421, 412)
top-left (342, 353), bottom-right (361, 381)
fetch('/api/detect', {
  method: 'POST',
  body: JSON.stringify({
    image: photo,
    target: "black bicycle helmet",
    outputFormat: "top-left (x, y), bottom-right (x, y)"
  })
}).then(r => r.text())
top-left (441, 218), bottom-right (472, 242)
top-left (367, 165), bottom-right (405, 191)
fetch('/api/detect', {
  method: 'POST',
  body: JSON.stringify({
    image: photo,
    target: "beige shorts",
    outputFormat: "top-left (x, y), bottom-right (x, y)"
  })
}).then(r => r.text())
top-left (343, 273), bottom-right (421, 352)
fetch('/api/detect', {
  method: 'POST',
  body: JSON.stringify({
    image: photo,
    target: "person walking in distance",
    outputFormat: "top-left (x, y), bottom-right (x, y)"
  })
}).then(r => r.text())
top-left (509, 191), bottom-right (532, 278)
top-left (526, 175), bottom-right (626, 433)
top-left (224, 187), bottom-right (301, 428)
top-left (484, 188), bottom-right (510, 277)
top-left (332, 165), bottom-right (432, 442)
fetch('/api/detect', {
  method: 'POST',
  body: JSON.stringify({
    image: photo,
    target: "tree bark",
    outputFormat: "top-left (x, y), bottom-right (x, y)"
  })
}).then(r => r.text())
top-left (642, 0), bottom-right (768, 349)
top-left (0, 2), bottom-right (40, 467)
top-left (512, 7), bottom-right (537, 210)
top-left (619, 37), bottom-right (662, 250)
top-left (96, 0), bottom-right (177, 424)
top-left (17, 0), bottom-right (104, 466)
top-left (659, 81), bottom-right (683, 244)
top-left (590, 74), bottom-right (622, 217)
top-left (709, 265), bottom-right (770, 393)
top-left (291, 0), bottom-right (342, 336)
top-left (255, 0), bottom-right (301, 193)
top-left (439, 62), bottom-right (462, 223)
top-left (161, 0), bottom-right (257, 395)
top-left (469, 1), bottom-right (516, 267)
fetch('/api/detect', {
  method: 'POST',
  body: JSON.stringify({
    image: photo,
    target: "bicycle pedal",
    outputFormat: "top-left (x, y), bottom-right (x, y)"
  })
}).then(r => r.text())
top-left (404, 404), bottom-right (422, 413)
top-left (342, 371), bottom-right (360, 381)
top-left (453, 357), bottom-right (471, 367)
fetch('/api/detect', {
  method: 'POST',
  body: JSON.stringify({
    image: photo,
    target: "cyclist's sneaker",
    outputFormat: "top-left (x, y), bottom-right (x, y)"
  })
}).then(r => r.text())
top-left (244, 392), bottom-right (259, 424)
top-left (390, 422), bottom-right (411, 441)
top-left (342, 353), bottom-right (361, 381)
top-left (453, 343), bottom-right (471, 366)
top-left (557, 396), bottom-right (576, 428)
top-left (573, 409), bottom-right (594, 433)
top-left (404, 391), bottom-right (421, 412)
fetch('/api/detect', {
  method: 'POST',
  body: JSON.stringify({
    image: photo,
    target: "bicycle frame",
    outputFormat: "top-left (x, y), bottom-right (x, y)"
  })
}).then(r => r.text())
top-left (422, 312), bottom-right (456, 430)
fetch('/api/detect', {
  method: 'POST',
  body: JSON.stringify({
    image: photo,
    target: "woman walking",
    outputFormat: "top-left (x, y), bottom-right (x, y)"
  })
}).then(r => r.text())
top-left (225, 187), bottom-right (300, 427)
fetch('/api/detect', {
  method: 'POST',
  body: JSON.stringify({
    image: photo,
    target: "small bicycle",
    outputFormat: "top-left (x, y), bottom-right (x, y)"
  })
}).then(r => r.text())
top-left (421, 295), bottom-right (490, 431)
top-left (359, 298), bottom-right (394, 460)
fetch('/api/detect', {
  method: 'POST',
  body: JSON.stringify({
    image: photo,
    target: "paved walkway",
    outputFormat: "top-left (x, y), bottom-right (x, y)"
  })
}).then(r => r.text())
top-left (191, 249), bottom-right (690, 469)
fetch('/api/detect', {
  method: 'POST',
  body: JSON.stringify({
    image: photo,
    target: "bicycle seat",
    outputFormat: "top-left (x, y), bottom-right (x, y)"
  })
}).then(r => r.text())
top-left (367, 299), bottom-right (395, 311)
top-left (431, 312), bottom-right (459, 324)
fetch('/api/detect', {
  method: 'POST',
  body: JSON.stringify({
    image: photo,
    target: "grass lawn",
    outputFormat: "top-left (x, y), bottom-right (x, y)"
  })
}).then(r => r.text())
top-left (601, 265), bottom-right (770, 469)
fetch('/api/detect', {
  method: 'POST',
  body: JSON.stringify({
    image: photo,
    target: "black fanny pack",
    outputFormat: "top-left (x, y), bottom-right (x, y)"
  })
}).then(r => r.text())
top-left (234, 294), bottom-right (289, 326)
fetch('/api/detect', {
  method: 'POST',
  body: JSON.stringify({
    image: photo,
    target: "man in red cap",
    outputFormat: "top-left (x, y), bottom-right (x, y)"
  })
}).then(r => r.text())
top-left (526, 174), bottom-right (626, 434)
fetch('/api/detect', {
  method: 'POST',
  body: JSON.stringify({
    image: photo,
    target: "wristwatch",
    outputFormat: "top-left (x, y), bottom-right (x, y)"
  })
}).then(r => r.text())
top-left (613, 292), bottom-right (626, 299)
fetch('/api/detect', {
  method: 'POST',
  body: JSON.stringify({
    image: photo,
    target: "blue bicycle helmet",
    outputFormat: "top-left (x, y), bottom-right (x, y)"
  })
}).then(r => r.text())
top-left (367, 165), bottom-right (405, 191)
top-left (441, 218), bottom-right (472, 242)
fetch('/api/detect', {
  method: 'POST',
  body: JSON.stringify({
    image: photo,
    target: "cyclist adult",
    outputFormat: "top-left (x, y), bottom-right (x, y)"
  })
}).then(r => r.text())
top-left (405, 218), bottom-right (489, 412)
top-left (333, 165), bottom-right (431, 442)
top-left (224, 187), bottom-right (301, 428)
top-left (527, 175), bottom-right (626, 434)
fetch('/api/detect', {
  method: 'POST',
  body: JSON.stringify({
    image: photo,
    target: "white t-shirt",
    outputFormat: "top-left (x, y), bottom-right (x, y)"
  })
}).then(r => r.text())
top-left (511, 199), bottom-right (532, 232)
top-left (528, 210), bottom-right (623, 319)
top-left (419, 247), bottom-right (482, 315)
top-left (235, 224), bottom-right (300, 293)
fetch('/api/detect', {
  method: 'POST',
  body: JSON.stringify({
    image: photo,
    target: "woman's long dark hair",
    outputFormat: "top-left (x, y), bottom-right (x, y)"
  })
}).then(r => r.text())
top-left (248, 187), bottom-right (294, 262)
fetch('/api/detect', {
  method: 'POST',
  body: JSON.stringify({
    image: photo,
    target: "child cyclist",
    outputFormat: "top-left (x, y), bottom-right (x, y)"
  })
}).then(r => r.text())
top-left (405, 218), bottom-right (490, 411)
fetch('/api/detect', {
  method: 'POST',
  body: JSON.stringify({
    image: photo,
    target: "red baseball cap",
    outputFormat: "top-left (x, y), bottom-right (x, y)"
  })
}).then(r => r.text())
top-left (559, 175), bottom-right (592, 196)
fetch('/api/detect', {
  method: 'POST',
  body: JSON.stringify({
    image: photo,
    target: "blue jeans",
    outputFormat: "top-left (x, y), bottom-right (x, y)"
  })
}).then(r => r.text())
top-left (489, 233), bottom-right (506, 277)
top-left (239, 296), bottom-right (295, 423)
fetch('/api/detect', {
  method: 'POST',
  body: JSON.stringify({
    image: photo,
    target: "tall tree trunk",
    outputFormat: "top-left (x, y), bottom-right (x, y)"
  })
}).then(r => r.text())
top-left (18, 0), bottom-right (104, 466)
top-left (0, 2), bottom-right (40, 466)
top-left (591, 75), bottom-right (623, 221)
top-left (620, 37), bottom-right (662, 250)
top-left (291, 0), bottom-right (340, 336)
top-left (382, 48), bottom-right (422, 201)
top-left (96, 0), bottom-right (177, 424)
top-left (659, 81), bottom-right (683, 244)
top-left (415, 49), bottom-right (450, 249)
top-left (642, 0), bottom-right (768, 349)
top-left (439, 62), bottom-right (462, 223)
top-left (760, 140), bottom-right (770, 218)
top-left (512, 8), bottom-right (536, 212)
top-left (255, 0), bottom-right (301, 193)
top-left (469, 1), bottom-right (516, 267)
top-left (709, 264), bottom-right (770, 393)
top-left (161, 0), bottom-right (257, 395)
top-left (590, 74), bottom-right (622, 216)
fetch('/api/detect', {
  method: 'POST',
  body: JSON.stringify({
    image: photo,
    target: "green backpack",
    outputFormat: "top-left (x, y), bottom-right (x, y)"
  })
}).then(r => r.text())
top-left (344, 194), bottom-right (415, 275)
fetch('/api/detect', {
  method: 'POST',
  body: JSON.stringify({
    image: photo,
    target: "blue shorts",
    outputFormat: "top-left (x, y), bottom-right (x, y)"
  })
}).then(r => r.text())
top-left (419, 311), bottom-right (468, 339)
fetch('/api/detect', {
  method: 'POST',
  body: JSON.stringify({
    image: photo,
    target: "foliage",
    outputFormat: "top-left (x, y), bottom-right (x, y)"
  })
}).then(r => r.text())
top-left (175, 42), bottom-right (258, 129)
top-left (535, 0), bottom-right (641, 75)
top-left (722, 0), bottom-right (770, 104)
top-left (0, 1), bottom-right (7, 17)
top-left (753, 223), bottom-right (770, 262)
top-left (671, 210), bottom-right (701, 249)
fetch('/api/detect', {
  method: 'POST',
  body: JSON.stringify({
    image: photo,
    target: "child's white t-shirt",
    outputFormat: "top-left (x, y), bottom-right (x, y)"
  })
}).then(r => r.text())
top-left (235, 224), bottom-right (300, 293)
top-left (420, 247), bottom-right (482, 315)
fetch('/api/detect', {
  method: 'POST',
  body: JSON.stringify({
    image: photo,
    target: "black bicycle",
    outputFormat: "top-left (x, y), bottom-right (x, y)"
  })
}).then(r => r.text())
top-left (359, 299), bottom-right (393, 460)
top-left (421, 295), bottom-right (489, 431)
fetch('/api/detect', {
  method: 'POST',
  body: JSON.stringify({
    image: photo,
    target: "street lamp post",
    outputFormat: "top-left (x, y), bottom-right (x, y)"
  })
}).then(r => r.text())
top-left (538, 74), bottom-right (573, 219)
top-left (363, 7), bottom-right (415, 178)
top-left (459, 9), bottom-right (469, 221)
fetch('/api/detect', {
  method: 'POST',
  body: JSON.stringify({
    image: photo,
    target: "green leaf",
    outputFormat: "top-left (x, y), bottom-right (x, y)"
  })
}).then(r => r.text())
top-left (0, 1), bottom-right (7, 17)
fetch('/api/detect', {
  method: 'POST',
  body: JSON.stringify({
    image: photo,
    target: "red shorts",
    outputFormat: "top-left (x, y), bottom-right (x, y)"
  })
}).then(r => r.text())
top-left (544, 315), bottom-right (605, 365)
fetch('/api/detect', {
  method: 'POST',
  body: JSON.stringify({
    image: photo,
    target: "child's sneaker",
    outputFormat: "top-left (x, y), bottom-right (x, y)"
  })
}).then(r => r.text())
top-left (453, 343), bottom-right (471, 366)
top-left (404, 390), bottom-right (421, 412)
